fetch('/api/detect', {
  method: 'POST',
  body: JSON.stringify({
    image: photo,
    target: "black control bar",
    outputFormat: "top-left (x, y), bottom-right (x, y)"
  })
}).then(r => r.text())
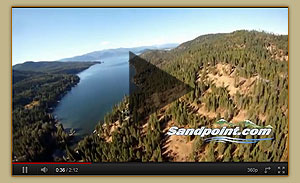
top-left (13, 162), bottom-right (288, 176)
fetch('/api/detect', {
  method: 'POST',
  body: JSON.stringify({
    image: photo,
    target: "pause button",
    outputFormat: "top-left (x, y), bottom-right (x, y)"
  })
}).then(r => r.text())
top-left (22, 166), bottom-right (28, 174)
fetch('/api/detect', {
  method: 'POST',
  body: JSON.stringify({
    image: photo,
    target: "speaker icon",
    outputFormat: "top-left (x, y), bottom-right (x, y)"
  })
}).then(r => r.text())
top-left (41, 167), bottom-right (48, 173)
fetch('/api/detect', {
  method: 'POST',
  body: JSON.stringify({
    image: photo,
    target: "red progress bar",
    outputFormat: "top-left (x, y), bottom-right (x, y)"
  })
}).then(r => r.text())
top-left (12, 162), bottom-right (92, 164)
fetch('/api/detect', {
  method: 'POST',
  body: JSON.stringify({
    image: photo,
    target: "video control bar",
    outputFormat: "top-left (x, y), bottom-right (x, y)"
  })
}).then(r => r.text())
top-left (13, 162), bottom-right (288, 176)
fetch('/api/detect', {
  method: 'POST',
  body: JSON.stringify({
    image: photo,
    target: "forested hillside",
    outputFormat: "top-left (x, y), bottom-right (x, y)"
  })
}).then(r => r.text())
top-left (12, 62), bottom-right (98, 161)
top-left (70, 30), bottom-right (288, 162)
top-left (13, 61), bottom-right (99, 74)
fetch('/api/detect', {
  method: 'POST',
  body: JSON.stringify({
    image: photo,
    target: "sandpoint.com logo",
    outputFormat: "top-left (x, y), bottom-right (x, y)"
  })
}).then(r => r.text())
top-left (167, 119), bottom-right (273, 144)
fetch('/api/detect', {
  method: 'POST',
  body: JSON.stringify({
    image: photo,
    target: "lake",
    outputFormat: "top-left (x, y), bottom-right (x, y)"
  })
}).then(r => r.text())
top-left (53, 54), bottom-right (130, 136)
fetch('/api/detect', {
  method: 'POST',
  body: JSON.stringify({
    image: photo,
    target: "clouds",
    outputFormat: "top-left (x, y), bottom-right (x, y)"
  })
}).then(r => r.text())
top-left (100, 41), bottom-right (110, 46)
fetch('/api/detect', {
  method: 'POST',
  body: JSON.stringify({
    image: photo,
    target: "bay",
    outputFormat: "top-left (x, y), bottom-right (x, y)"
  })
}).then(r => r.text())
top-left (53, 54), bottom-right (129, 136)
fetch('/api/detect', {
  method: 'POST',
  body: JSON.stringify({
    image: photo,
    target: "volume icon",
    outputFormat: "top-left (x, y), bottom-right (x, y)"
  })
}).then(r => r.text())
top-left (41, 167), bottom-right (48, 173)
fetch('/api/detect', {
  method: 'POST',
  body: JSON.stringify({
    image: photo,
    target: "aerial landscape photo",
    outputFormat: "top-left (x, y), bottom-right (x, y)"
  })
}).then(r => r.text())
top-left (12, 8), bottom-right (288, 162)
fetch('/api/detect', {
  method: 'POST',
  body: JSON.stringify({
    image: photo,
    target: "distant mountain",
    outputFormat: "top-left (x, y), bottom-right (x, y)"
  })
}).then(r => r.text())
top-left (59, 43), bottom-right (178, 62)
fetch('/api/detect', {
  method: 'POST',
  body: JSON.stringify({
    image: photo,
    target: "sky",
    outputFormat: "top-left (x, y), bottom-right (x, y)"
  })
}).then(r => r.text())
top-left (12, 8), bottom-right (288, 65)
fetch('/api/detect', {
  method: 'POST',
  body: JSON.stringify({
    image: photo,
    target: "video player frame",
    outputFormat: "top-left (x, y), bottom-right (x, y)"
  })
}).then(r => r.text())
top-left (11, 6), bottom-right (289, 176)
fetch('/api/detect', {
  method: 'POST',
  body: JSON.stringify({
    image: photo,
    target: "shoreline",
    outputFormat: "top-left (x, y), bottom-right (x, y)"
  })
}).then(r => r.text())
top-left (12, 61), bottom-right (100, 162)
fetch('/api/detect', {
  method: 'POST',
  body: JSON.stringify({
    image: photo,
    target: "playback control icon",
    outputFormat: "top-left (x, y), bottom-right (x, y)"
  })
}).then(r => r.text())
top-left (277, 166), bottom-right (286, 174)
top-left (264, 167), bottom-right (271, 174)
top-left (40, 167), bottom-right (48, 174)
top-left (21, 166), bottom-right (28, 174)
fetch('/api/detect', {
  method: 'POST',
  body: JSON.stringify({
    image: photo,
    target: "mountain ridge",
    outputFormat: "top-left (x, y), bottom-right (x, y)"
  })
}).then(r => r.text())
top-left (59, 43), bottom-right (179, 62)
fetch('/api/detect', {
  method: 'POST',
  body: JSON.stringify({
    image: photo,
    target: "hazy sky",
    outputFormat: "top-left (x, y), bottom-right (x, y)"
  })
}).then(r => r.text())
top-left (12, 8), bottom-right (288, 65)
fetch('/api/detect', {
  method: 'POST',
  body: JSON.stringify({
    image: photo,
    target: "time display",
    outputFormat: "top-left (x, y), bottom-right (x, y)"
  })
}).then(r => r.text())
top-left (55, 167), bottom-right (79, 174)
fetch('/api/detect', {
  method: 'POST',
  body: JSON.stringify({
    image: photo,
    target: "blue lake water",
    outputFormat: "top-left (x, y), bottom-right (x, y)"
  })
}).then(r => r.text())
top-left (53, 55), bottom-right (129, 136)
